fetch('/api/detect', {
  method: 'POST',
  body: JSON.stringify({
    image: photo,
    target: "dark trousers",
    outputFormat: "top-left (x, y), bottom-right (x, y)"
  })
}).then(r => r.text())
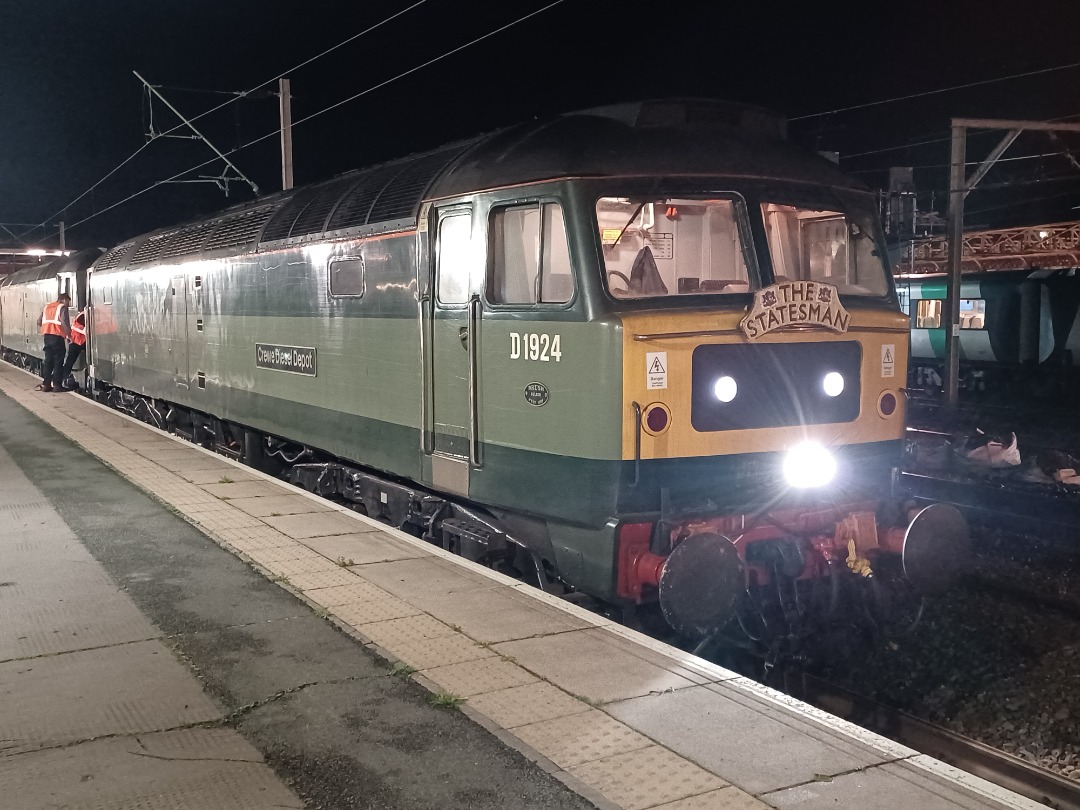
top-left (61, 341), bottom-right (86, 383)
top-left (42, 335), bottom-right (66, 387)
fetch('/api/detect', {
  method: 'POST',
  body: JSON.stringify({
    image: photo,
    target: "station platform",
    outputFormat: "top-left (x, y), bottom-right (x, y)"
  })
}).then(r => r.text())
top-left (0, 361), bottom-right (1041, 810)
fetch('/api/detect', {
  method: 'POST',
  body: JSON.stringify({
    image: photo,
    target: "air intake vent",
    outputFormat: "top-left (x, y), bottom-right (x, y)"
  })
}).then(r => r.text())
top-left (129, 233), bottom-right (174, 265)
top-left (162, 222), bottom-right (215, 258)
top-left (287, 177), bottom-right (358, 239)
top-left (260, 190), bottom-right (317, 243)
top-left (325, 164), bottom-right (402, 233)
top-left (95, 242), bottom-right (136, 271)
top-left (204, 205), bottom-right (277, 252)
top-left (368, 146), bottom-right (470, 223)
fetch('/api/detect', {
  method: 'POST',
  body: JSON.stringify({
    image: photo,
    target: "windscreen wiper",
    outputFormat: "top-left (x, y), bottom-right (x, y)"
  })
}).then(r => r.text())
top-left (610, 202), bottom-right (647, 248)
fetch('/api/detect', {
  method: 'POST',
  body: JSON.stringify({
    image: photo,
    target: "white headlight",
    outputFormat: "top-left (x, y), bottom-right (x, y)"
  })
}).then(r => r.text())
top-left (713, 376), bottom-right (737, 403)
top-left (823, 372), bottom-right (845, 397)
top-left (783, 441), bottom-right (837, 488)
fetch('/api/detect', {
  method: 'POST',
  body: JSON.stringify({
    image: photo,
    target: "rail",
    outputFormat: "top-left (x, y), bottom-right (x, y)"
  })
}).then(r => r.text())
top-left (790, 672), bottom-right (1080, 810)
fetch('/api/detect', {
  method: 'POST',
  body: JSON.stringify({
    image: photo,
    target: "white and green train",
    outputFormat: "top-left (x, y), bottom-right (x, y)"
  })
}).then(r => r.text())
top-left (898, 269), bottom-right (1080, 389)
top-left (1, 100), bottom-right (969, 642)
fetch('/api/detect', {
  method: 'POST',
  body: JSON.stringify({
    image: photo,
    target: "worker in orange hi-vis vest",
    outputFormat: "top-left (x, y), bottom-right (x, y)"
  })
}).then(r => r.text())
top-left (35, 292), bottom-right (71, 392)
top-left (60, 307), bottom-right (88, 390)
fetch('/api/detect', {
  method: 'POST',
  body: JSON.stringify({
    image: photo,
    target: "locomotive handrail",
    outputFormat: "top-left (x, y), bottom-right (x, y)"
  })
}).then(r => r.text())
top-left (632, 324), bottom-right (908, 341)
top-left (631, 401), bottom-right (642, 486)
top-left (468, 294), bottom-right (482, 468)
top-left (632, 328), bottom-right (743, 341)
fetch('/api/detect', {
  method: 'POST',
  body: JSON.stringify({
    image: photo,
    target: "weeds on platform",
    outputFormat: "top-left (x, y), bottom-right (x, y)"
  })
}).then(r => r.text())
top-left (218, 476), bottom-right (234, 484)
top-left (335, 556), bottom-right (355, 567)
top-left (430, 692), bottom-right (465, 710)
top-left (389, 662), bottom-right (417, 679)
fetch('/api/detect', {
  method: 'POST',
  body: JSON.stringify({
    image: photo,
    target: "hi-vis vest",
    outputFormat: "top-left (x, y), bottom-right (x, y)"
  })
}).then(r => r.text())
top-left (70, 311), bottom-right (87, 346)
top-left (40, 301), bottom-right (66, 338)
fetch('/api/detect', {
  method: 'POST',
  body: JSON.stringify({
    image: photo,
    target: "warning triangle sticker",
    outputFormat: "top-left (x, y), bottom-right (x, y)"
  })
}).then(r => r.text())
top-left (883, 347), bottom-right (893, 363)
top-left (648, 356), bottom-right (666, 374)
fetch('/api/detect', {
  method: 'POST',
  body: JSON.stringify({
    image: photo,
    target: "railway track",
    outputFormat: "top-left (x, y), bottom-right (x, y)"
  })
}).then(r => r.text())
top-left (787, 671), bottom-right (1080, 810)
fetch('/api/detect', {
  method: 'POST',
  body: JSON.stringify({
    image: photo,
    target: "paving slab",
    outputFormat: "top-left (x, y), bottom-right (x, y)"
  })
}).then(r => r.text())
top-left (302, 529), bottom-right (428, 564)
top-left (422, 656), bottom-right (541, 697)
top-left (763, 758), bottom-right (994, 810)
top-left (0, 585), bottom-right (158, 660)
top-left (651, 788), bottom-right (773, 809)
top-left (0, 729), bottom-right (304, 810)
top-left (202, 480), bottom-right (285, 499)
top-left (0, 639), bottom-right (222, 754)
top-left (410, 584), bottom-right (592, 645)
top-left (354, 555), bottom-right (502, 604)
top-left (494, 628), bottom-right (699, 703)
top-left (511, 709), bottom-right (654, 769)
top-left (605, 685), bottom-right (884, 795)
top-left (227, 492), bottom-right (336, 517)
top-left (263, 509), bottom-right (376, 538)
top-left (567, 745), bottom-right (728, 810)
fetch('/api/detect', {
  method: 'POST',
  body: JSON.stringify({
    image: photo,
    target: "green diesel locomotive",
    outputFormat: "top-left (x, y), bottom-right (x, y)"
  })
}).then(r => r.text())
top-left (4, 100), bottom-right (969, 641)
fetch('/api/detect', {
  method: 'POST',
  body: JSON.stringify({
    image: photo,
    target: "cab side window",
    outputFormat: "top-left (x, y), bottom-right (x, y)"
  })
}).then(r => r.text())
top-left (437, 214), bottom-right (473, 305)
top-left (490, 202), bottom-right (573, 305)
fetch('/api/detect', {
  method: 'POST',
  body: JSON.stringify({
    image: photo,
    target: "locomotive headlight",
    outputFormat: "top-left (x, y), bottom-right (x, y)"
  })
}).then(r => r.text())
top-left (783, 441), bottom-right (836, 489)
top-left (822, 371), bottom-right (845, 397)
top-left (713, 375), bottom-right (738, 403)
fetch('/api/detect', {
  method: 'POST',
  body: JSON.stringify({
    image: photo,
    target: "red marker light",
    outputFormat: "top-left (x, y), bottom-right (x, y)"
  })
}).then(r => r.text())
top-left (879, 392), bottom-right (897, 416)
top-left (645, 404), bottom-right (670, 434)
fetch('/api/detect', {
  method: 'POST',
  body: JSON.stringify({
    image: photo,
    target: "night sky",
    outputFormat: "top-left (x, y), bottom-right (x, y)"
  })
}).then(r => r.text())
top-left (4, 0), bottom-right (1080, 251)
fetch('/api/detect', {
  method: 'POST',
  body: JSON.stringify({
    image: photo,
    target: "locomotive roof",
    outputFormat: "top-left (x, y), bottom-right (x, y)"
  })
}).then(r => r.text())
top-left (96, 99), bottom-right (868, 274)
top-left (0, 249), bottom-right (102, 287)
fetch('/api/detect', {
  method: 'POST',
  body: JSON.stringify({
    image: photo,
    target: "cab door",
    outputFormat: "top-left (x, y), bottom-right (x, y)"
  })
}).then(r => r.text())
top-left (424, 205), bottom-right (481, 496)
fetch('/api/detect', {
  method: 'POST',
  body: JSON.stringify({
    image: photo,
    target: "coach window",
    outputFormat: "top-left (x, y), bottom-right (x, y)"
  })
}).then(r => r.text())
top-left (329, 257), bottom-right (365, 297)
top-left (490, 202), bottom-right (573, 304)
top-left (959, 298), bottom-right (986, 329)
top-left (437, 214), bottom-right (472, 305)
top-left (916, 299), bottom-right (942, 329)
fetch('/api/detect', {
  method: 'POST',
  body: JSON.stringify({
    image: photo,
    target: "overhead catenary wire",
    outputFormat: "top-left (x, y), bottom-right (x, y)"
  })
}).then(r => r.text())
top-left (28, 0), bottom-right (433, 237)
top-left (56, 0), bottom-right (565, 236)
top-left (791, 60), bottom-right (1080, 121)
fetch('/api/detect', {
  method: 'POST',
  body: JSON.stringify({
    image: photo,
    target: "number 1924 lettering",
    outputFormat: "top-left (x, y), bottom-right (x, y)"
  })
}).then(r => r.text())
top-left (510, 332), bottom-right (562, 362)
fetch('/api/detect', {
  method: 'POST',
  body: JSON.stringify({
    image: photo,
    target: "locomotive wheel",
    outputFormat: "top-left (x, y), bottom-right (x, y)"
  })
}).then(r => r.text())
top-left (658, 532), bottom-right (744, 639)
top-left (902, 504), bottom-right (970, 595)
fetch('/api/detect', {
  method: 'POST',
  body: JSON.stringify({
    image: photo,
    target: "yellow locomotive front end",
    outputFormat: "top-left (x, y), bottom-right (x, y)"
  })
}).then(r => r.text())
top-left (597, 194), bottom-right (968, 639)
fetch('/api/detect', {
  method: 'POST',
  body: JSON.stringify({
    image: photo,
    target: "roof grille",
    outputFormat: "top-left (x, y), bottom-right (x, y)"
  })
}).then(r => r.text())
top-left (129, 233), bottom-right (174, 265)
top-left (287, 177), bottom-right (359, 239)
top-left (368, 146), bottom-right (469, 223)
top-left (204, 205), bottom-right (277, 251)
top-left (260, 190), bottom-right (317, 243)
top-left (325, 164), bottom-right (402, 232)
top-left (162, 222), bottom-right (215, 258)
top-left (95, 242), bottom-right (135, 271)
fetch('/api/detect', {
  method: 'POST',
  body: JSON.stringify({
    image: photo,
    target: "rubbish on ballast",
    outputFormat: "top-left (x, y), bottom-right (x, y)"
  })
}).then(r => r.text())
top-left (1036, 450), bottom-right (1080, 486)
top-left (954, 428), bottom-right (1021, 468)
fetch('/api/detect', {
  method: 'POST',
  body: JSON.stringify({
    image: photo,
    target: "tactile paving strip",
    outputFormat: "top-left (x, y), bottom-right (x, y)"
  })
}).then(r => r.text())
top-left (567, 745), bottom-right (729, 810)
